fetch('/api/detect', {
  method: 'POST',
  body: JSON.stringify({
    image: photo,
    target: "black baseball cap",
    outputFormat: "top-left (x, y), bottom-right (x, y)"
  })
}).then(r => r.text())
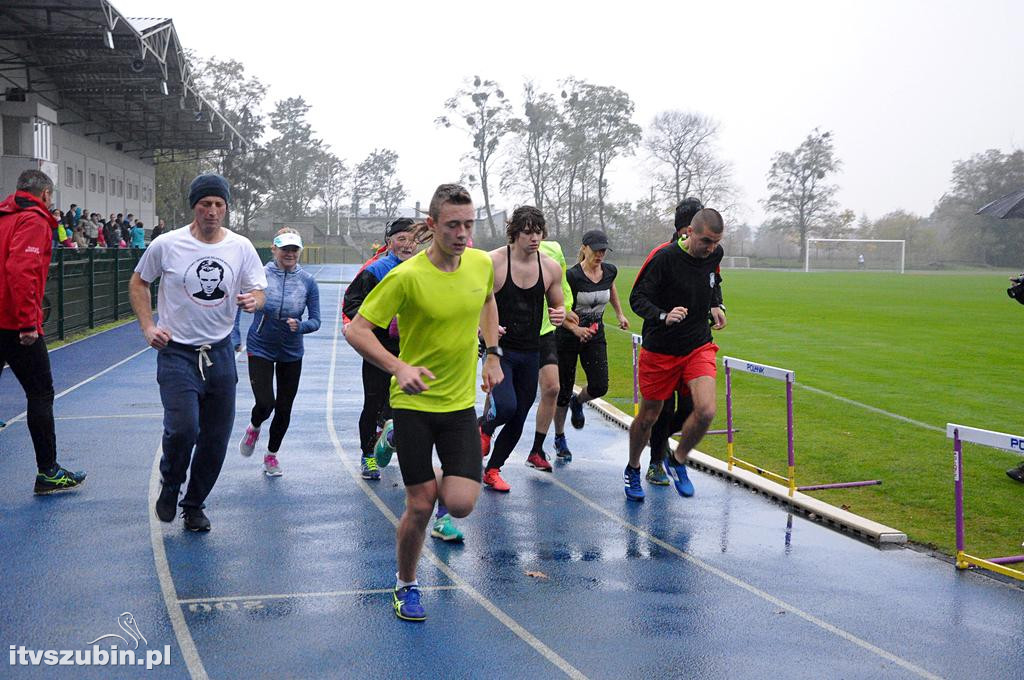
top-left (385, 218), bottom-right (415, 239)
top-left (581, 229), bottom-right (612, 251)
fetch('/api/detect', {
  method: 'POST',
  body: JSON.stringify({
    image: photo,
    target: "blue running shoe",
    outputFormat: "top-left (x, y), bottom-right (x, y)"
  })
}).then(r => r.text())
top-left (374, 420), bottom-right (395, 468)
top-left (393, 585), bottom-right (426, 621)
top-left (663, 454), bottom-right (695, 497)
top-left (361, 456), bottom-right (380, 480)
top-left (554, 433), bottom-right (572, 461)
top-left (623, 465), bottom-right (645, 502)
top-left (568, 394), bottom-right (585, 429)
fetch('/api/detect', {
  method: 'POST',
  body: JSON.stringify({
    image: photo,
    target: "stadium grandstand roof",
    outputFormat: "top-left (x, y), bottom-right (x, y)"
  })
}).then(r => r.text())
top-left (0, 0), bottom-right (250, 161)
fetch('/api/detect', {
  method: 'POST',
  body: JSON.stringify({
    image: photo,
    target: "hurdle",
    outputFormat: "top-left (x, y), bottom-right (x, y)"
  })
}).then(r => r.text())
top-left (630, 333), bottom-right (731, 434)
top-left (948, 423), bottom-right (1024, 581)
top-left (724, 356), bottom-right (881, 498)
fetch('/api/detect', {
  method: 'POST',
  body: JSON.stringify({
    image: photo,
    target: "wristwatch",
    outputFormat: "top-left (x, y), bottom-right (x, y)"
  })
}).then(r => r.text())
top-left (485, 346), bottom-right (504, 358)
top-left (658, 312), bottom-right (667, 323)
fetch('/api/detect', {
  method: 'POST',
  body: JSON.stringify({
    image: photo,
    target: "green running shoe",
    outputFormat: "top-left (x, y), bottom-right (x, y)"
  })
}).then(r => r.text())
top-left (646, 463), bottom-right (670, 486)
top-left (430, 514), bottom-right (464, 542)
top-left (34, 465), bottom-right (86, 494)
top-left (374, 419), bottom-right (395, 468)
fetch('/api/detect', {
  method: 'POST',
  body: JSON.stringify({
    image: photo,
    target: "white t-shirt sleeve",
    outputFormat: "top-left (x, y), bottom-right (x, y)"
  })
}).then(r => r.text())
top-left (134, 237), bottom-right (163, 283)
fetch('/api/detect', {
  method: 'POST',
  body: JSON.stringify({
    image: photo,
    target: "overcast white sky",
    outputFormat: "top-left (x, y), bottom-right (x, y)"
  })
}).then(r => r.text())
top-left (119, 0), bottom-right (1024, 225)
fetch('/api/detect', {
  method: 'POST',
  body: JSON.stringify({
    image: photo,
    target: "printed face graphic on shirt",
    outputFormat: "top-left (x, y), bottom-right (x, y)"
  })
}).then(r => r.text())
top-left (186, 257), bottom-right (233, 306)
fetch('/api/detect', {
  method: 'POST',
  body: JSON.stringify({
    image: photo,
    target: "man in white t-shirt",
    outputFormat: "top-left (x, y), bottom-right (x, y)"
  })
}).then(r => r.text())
top-left (130, 173), bottom-right (267, 532)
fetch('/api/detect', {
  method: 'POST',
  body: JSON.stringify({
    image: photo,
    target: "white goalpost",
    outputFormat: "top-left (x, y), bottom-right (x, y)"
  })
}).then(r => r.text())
top-left (720, 256), bottom-right (750, 268)
top-left (804, 238), bottom-right (905, 273)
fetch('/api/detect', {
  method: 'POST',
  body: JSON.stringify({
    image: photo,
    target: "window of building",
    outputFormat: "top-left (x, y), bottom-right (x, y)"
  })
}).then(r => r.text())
top-left (65, 165), bottom-right (73, 187)
top-left (75, 169), bottom-right (83, 189)
top-left (98, 176), bottom-right (105, 193)
top-left (117, 180), bottom-right (123, 197)
top-left (33, 121), bottom-right (52, 161)
top-left (89, 172), bottom-right (96, 192)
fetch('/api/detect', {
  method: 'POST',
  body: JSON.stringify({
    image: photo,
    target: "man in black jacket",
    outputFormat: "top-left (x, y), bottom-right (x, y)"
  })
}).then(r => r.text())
top-left (625, 208), bottom-right (725, 501)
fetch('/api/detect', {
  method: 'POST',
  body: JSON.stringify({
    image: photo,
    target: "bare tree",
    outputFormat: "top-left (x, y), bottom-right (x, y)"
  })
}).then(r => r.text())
top-left (561, 79), bottom-right (641, 231)
top-left (762, 128), bottom-right (842, 262)
top-left (437, 76), bottom-right (514, 239)
top-left (354, 149), bottom-right (406, 221)
top-left (502, 82), bottom-right (562, 215)
top-left (646, 111), bottom-right (717, 203)
top-left (315, 152), bottom-right (348, 236)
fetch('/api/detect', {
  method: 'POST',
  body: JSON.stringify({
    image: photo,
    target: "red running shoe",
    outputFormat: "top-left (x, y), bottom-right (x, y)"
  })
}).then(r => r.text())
top-left (480, 426), bottom-right (491, 458)
top-left (526, 452), bottom-right (553, 473)
top-left (483, 468), bottom-right (511, 492)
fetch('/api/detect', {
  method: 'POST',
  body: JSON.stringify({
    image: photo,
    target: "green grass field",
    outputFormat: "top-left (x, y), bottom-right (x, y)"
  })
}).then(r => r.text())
top-left (598, 267), bottom-right (1024, 559)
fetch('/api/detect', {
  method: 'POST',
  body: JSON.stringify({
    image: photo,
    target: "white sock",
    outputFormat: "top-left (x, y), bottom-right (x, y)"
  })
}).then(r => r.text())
top-left (395, 573), bottom-right (418, 589)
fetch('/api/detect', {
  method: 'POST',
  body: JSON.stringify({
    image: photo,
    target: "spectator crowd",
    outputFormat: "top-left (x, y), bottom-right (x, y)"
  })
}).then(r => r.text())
top-left (49, 204), bottom-right (166, 251)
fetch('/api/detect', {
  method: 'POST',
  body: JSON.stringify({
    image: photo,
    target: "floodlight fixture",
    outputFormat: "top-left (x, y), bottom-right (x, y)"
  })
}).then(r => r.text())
top-left (104, 30), bottom-right (114, 50)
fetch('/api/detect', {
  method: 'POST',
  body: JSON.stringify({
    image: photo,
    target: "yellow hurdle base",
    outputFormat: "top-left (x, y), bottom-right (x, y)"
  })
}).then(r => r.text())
top-left (956, 552), bottom-right (1024, 581)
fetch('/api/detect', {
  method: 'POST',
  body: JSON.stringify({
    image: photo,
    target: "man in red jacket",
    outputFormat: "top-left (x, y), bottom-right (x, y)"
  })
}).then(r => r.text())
top-left (0, 169), bottom-right (86, 494)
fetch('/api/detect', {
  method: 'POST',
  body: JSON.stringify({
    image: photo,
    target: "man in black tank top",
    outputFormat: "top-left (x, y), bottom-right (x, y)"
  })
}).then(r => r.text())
top-left (480, 207), bottom-right (565, 492)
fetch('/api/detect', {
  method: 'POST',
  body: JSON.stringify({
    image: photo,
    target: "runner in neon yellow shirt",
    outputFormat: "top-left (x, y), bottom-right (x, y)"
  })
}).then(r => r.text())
top-left (346, 183), bottom-right (503, 622)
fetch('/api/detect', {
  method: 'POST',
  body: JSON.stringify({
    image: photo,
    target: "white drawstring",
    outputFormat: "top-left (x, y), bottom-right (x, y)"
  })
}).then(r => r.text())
top-left (196, 344), bottom-right (213, 381)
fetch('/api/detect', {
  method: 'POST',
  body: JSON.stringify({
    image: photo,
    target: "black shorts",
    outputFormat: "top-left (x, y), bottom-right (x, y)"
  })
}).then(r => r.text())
top-left (538, 331), bottom-right (558, 368)
top-left (392, 407), bottom-right (481, 486)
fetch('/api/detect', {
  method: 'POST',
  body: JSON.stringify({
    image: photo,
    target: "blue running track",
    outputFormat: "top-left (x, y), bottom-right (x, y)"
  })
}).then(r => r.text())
top-left (0, 264), bottom-right (1021, 679)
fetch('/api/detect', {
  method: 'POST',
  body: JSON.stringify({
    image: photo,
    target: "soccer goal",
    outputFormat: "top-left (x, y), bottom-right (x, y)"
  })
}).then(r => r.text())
top-left (804, 239), bottom-right (905, 273)
top-left (721, 256), bottom-right (750, 268)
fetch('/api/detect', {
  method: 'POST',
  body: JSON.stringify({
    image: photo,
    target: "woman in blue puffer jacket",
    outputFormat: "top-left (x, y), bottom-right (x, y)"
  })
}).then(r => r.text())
top-left (238, 228), bottom-right (320, 476)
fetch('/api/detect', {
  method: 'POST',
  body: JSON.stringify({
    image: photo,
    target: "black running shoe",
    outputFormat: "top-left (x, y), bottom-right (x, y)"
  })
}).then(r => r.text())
top-left (182, 507), bottom-right (211, 532)
top-left (1007, 464), bottom-right (1024, 484)
top-left (33, 465), bottom-right (86, 495)
top-left (155, 484), bottom-right (179, 522)
top-left (569, 394), bottom-right (586, 429)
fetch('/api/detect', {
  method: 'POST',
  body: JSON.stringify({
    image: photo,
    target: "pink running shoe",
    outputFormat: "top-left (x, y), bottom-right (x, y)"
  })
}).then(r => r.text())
top-left (239, 425), bottom-right (260, 457)
top-left (263, 454), bottom-right (282, 477)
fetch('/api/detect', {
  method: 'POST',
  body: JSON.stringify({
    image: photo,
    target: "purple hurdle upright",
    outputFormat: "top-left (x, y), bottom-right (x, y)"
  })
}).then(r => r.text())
top-left (723, 356), bottom-right (798, 497)
top-left (631, 334), bottom-right (641, 418)
top-left (948, 423), bottom-right (1024, 581)
top-left (723, 355), bottom-right (882, 497)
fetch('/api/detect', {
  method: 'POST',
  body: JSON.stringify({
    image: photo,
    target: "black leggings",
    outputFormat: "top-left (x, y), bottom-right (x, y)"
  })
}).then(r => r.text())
top-left (0, 330), bottom-right (56, 471)
top-left (482, 349), bottom-right (539, 470)
top-left (248, 356), bottom-right (302, 453)
top-left (359, 359), bottom-right (393, 457)
top-left (555, 327), bottom-right (609, 407)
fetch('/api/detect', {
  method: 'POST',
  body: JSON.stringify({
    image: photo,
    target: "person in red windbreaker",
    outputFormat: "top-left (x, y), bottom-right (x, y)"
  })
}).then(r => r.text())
top-left (0, 169), bottom-right (86, 494)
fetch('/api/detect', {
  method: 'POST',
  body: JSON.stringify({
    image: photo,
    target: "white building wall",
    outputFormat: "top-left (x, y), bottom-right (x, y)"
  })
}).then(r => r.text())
top-left (51, 126), bottom-right (154, 227)
top-left (0, 96), bottom-right (155, 228)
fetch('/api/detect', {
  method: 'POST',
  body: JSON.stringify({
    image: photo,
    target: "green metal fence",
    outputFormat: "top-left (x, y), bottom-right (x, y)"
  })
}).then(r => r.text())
top-left (42, 248), bottom-right (157, 340)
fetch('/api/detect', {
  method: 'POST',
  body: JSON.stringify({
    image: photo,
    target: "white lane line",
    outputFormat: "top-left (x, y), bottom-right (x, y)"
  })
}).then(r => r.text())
top-left (547, 475), bottom-right (943, 680)
top-left (148, 446), bottom-right (209, 680)
top-left (1, 345), bottom-right (151, 427)
top-left (323, 289), bottom-right (587, 680)
top-left (797, 384), bottom-right (944, 433)
top-left (52, 413), bottom-right (163, 421)
top-left (178, 585), bottom-right (463, 605)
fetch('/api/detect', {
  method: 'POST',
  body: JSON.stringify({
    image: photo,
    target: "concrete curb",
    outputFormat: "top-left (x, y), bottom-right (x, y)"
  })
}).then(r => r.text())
top-left (582, 393), bottom-right (908, 545)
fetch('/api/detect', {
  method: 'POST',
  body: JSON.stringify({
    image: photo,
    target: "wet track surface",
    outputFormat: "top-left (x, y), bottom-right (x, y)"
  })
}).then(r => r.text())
top-left (1, 264), bottom-right (1022, 679)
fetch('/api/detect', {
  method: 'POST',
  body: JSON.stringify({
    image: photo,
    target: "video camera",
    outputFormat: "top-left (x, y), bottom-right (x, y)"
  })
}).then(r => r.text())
top-left (1008, 275), bottom-right (1024, 305)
